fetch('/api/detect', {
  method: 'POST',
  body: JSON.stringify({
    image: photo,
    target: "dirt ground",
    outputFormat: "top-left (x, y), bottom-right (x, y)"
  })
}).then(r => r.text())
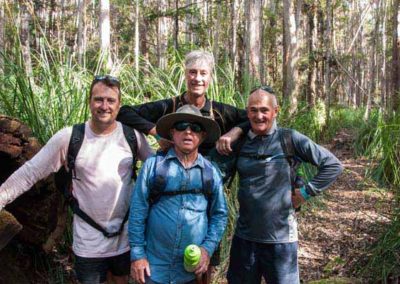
top-left (297, 129), bottom-right (394, 283)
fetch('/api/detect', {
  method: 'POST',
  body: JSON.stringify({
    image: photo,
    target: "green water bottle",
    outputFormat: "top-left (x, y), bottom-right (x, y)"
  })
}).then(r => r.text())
top-left (184, 244), bottom-right (201, 272)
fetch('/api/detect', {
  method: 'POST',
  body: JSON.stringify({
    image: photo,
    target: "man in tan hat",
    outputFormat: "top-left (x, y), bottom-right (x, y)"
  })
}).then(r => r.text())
top-left (129, 105), bottom-right (228, 284)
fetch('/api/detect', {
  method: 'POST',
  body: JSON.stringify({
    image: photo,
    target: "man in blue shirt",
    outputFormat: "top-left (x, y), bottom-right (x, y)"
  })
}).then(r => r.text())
top-left (129, 105), bottom-right (228, 284)
top-left (212, 87), bottom-right (343, 284)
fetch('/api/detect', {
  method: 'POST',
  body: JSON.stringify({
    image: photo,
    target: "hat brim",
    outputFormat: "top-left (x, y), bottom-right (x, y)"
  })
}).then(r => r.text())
top-left (156, 112), bottom-right (221, 144)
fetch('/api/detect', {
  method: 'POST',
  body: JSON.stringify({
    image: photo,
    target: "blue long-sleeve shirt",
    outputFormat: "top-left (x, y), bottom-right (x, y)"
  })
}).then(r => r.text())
top-left (129, 149), bottom-right (228, 284)
top-left (211, 124), bottom-right (343, 244)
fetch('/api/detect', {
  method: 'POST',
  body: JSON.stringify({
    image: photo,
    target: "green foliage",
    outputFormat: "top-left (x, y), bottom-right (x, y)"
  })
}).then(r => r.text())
top-left (361, 209), bottom-right (400, 282)
top-left (353, 111), bottom-right (400, 281)
top-left (355, 111), bottom-right (400, 187)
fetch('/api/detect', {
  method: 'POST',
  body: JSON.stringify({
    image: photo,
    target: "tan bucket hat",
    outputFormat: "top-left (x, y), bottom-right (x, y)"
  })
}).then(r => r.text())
top-left (156, 105), bottom-right (221, 144)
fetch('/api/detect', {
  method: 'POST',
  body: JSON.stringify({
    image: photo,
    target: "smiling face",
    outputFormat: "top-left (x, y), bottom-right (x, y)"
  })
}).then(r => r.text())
top-left (185, 61), bottom-right (212, 99)
top-left (247, 91), bottom-right (279, 135)
top-left (89, 82), bottom-right (121, 129)
top-left (170, 122), bottom-right (205, 155)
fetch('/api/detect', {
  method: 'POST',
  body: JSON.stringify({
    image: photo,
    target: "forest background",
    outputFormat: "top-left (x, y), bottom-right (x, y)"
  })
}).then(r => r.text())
top-left (0, 0), bottom-right (399, 283)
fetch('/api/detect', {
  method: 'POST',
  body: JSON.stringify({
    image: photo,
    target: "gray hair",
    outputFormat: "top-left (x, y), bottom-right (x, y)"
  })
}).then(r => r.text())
top-left (185, 50), bottom-right (215, 73)
top-left (248, 88), bottom-right (279, 108)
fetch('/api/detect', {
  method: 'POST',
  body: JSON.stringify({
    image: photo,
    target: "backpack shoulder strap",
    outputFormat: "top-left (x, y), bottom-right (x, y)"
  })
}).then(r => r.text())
top-left (279, 127), bottom-right (303, 192)
top-left (210, 101), bottom-right (226, 133)
top-left (54, 123), bottom-right (85, 199)
top-left (202, 159), bottom-right (214, 199)
top-left (67, 123), bottom-right (86, 179)
top-left (148, 152), bottom-right (168, 205)
top-left (226, 135), bottom-right (247, 188)
top-left (279, 128), bottom-right (295, 164)
top-left (121, 124), bottom-right (138, 180)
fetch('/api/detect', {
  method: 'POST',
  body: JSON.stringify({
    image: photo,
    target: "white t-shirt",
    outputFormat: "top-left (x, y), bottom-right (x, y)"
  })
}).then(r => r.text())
top-left (0, 121), bottom-right (153, 257)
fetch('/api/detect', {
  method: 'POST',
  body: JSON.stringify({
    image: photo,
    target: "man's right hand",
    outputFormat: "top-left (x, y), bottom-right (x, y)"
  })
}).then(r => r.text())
top-left (149, 127), bottom-right (174, 152)
top-left (216, 126), bottom-right (243, 155)
top-left (131, 258), bottom-right (151, 284)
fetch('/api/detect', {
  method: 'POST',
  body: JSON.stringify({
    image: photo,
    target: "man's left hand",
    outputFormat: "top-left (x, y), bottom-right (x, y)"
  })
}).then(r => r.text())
top-left (194, 247), bottom-right (210, 276)
top-left (292, 188), bottom-right (306, 209)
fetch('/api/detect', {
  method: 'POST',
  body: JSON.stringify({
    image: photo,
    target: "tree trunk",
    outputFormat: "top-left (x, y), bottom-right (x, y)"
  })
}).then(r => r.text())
top-left (185, 0), bottom-right (192, 45)
top-left (99, 0), bottom-right (112, 69)
top-left (381, 0), bottom-right (389, 110)
top-left (230, 0), bottom-right (238, 74)
top-left (174, 0), bottom-right (179, 49)
top-left (283, 0), bottom-right (300, 114)
top-left (19, 0), bottom-right (32, 76)
top-left (392, 0), bottom-right (400, 112)
top-left (245, 0), bottom-right (262, 84)
top-left (213, 0), bottom-right (222, 63)
top-left (157, 0), bottom-right (168, 69)
top-left (0, 0), bottom-right (4, 74)
top-left (324, 0), bottom-right (332, 124)
top-left (77, 0), bottom-right (87, 66)
top-left (134, 0), bottom-right (140, 73)
top-left (306, 2), bottom-right (317, 108)
top-left (364, 1), bottom-right (380, 120)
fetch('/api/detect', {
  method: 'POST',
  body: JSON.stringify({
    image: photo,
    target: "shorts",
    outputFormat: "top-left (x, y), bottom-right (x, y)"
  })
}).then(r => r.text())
top-left (227, 236), bottom-right (299, 284)
top-left (74, 251), bottom-right (130, 284)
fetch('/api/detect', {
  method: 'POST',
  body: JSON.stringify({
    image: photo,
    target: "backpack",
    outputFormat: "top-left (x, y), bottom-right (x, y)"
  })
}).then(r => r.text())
top-left (54, 123), bottom-right (138, 238)
top-left (147, 151), bottom-right (222, 265)
top-left (227, 127), bottom-right (304, 192)
top-left (148, 151), bottom-right (214, 206)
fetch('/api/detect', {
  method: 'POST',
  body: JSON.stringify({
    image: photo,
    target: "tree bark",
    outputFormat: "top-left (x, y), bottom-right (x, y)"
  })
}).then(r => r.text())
top-left (157, 0), bottom-right (168, 69)
top-left (134, 0), bottom-right (140, 73)
top-left (283, 0), bottom-right (300, 114)
top-left (324, 0), bottom-right (332, 123)
top-left (77, 0), bottom-right (87, 66)
top-left (392, 0), bottom-right (400, 112)
top-left (364, 1), bottom-right (380, 120)
top-left (99, 0), bottom-right (112, 69)
top-left (0, 0), bottom-right (4, 74)
top-left (246, 0), bottom-right (262, 84)
top-left (306, 2), bottom-right (317, 108)
top-left (230, 0), bottom-right (238, 74)
top-left (19, 0), bottom-right (33, 76)
top-left (174, 0), bottom-right (179, 49)
top-left (213, 0), bottom-right (222, 63)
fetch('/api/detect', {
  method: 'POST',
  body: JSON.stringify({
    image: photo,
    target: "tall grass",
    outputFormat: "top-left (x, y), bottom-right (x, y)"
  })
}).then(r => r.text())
top-left (1, 25), bottom-right (367, 283)
top-left (353, 111), bottom-right (400, 281)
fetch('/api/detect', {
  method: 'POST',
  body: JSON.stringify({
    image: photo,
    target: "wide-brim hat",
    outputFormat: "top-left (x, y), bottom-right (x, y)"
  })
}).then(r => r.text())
top-left (156, 104), bottom-right (221, 144)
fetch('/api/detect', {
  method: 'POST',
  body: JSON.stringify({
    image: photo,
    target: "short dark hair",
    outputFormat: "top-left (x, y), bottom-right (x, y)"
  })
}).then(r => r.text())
top-left (89, 75), bottom-right (121, 99)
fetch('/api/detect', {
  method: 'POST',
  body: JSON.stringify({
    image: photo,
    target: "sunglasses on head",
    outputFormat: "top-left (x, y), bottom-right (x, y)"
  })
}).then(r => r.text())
top-left (173, 121), bottom-right (204, 133)
top-left (93, 75), bottom-right (120, 87)
top-left (250, 85), bottom-right (275, 95)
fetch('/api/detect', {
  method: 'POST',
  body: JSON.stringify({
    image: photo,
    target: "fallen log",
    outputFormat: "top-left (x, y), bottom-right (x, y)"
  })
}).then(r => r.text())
top-left (0, 210), bottom-right (22, 250)
top-left (0, 115), bottom-right (62, 248)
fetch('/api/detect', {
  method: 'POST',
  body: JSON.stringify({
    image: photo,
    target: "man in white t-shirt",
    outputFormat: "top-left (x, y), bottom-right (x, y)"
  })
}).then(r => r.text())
top-left (0, 75), bottom-right (153, 284)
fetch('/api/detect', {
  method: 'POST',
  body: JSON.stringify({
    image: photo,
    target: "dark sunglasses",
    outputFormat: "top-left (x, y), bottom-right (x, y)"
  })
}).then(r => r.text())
top-left (173, 121), bottom-right (204, 133)
top-left (250, 85), bottom-right (275, 95)
top-left (93, 75), bottom-right (120, 87)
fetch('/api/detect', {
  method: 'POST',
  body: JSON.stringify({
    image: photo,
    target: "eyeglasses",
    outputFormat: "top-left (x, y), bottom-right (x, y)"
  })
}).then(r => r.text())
top-left (250, 85), bottom-right (275, 95)
top-left (173, 121), bottom-right (204, 133)
top-left (93, 75), bottom-right (120, 87)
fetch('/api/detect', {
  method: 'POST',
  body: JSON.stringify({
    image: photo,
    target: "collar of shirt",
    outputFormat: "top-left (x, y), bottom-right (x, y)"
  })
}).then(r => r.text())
top-left (180, 92), bottom-right (212, 115)
top-left (247, 120), bottom-right (278, 140)
top-left (166, 147), bottom-right (206, 169)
